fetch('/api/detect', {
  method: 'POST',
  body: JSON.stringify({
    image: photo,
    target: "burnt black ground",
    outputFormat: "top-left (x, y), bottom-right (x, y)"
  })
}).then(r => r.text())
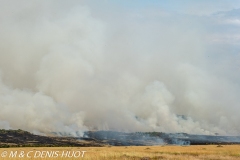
top-left (1, 129), bottom-right (240, 147)
top-left (83, 131), bottom-right (240, 146)
top-left (0, 129), bottom-right (103, 147)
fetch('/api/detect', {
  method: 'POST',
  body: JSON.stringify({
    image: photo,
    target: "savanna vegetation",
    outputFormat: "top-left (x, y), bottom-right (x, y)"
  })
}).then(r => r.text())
top-left (0, 145), bottom-right (240, 160)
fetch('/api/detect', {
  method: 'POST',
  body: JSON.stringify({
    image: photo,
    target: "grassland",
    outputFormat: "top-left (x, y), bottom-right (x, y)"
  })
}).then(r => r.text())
top-left (0, 145), bottom-right (240, 160)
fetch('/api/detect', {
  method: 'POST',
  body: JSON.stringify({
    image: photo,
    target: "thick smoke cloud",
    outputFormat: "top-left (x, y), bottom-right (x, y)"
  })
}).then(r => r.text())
top-left (0, 0), bottom-right (239, 136)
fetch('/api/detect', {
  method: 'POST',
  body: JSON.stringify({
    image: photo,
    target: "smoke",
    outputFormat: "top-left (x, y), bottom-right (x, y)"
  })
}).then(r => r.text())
top-left (0, 0), bottom-right (239, 136)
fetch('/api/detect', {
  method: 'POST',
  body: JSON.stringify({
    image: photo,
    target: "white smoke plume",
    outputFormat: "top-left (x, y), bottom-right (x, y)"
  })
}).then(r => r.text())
top-left (0, 0), bottom-right (239, 136)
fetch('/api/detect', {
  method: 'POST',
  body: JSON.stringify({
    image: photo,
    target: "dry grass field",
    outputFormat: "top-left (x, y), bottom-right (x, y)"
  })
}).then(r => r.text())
top-left (0, 145), bottom-right (240, 160)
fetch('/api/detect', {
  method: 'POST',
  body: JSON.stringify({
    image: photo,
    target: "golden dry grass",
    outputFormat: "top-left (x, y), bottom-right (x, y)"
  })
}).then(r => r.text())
top-left (0, 145), bottom-right (240, 160)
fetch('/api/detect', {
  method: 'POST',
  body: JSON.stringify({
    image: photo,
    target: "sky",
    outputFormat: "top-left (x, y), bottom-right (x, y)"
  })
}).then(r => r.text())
top-left (0, 0), bottom-right (240, 136)
top-left (92, 0), bottom-right (240, 15)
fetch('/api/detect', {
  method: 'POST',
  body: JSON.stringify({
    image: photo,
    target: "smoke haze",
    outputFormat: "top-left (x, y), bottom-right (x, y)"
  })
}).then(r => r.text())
top-left (0, 0), bottom-right (240, 136)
